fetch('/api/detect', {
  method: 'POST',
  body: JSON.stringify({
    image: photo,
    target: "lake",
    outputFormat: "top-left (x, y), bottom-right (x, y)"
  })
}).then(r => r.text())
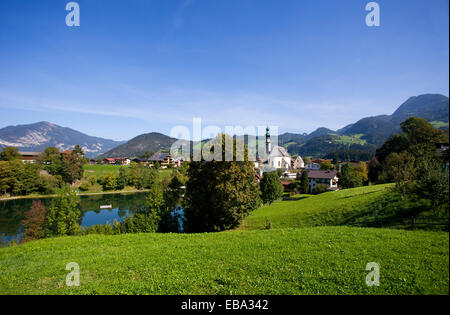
top-left (0, 192), bottom-right (150, 245)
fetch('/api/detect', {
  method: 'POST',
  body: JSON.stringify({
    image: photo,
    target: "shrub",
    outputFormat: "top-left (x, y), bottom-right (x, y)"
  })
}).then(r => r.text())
top-left (312, 184), bottom-right (329, 195)
top-left (45, 185), bottom-right (81, 236)
top-left (260, 172), bottom-right (283, 204)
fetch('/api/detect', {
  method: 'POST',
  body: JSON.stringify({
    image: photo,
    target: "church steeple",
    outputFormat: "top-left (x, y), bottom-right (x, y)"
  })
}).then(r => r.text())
top-left (265, 127), bottom-right (271, 154)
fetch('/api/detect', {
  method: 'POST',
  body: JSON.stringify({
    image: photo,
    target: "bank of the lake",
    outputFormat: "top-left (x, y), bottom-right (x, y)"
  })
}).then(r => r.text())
top-left (0, 191), bottom-right (151, 244)
top-left (0, 189), bottom-right (151, 202)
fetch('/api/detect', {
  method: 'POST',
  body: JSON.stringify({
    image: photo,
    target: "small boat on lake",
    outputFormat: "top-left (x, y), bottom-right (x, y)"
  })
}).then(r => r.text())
top-left (100, 205), bottom-right (112, 209)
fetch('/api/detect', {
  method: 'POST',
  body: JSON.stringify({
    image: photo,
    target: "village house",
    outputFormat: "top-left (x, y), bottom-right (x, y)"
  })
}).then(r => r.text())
top-left (149, 152), bottom-right (175, 168)
top-left (291, 156), bottom-right (305, 169)
top-left (303, 170), bottom-right (339, 193)
top-left (103, 158), bottom-right (116, 165)
top-left (19, 152), bottom-right (41, 164)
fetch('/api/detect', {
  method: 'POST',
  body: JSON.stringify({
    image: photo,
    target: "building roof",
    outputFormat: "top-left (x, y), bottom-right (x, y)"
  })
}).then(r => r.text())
top-left (269, 145), bottom-right (290, 158)
top-left (149, 152), bottom-right (170, 161)
top-left (19, 152), bottom-right (41, 156)
top-left (305, 170), bottom-right (338, 179)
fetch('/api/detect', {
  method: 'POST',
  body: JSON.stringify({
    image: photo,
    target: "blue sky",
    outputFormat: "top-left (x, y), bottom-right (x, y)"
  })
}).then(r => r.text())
top-left (0, 0), bottom-right (448, 141)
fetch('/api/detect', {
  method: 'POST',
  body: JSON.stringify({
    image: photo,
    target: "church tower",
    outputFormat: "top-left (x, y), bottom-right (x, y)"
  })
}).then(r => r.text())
top-left (265, 127), bottom-right (271, 155)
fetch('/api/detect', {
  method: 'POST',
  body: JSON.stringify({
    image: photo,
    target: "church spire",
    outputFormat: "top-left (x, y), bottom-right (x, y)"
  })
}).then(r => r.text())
top-left (265, 127), bottom-right (271, 154)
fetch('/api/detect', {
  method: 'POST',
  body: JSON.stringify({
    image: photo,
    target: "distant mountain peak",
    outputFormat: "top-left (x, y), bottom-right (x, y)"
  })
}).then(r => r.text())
top-left (0, 122), bottom-right (125, 158)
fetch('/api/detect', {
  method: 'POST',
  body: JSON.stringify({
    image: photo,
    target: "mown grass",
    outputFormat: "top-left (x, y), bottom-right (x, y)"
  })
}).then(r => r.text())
top-left (242, 184), bottom-right (394, 230)
top-left (0, 227), bottom-right (448, 295)
top-left (83, 165), bottom-right (124, 178)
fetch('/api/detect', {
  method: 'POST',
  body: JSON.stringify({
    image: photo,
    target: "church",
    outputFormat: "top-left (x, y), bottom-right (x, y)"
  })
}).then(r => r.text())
top-left (256, 127), bottom-right (303, 174)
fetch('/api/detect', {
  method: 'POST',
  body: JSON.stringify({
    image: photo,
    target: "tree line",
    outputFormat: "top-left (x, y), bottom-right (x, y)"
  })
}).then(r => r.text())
top-left (0, 146), bottom-right (86, 196)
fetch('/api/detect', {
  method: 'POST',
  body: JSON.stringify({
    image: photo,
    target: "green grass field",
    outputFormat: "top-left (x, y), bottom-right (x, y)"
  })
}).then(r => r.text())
top-left (0, 227), bottom-right (448, 295)
top-left (83, 164), bottom-right (173, 181)
top-left (334, 134), bottom-right (367, 145)
top-left (1, 184), bottom-right (448, 295)
top-left (83, 164), bottom-right (124, 178)
top-left (242, 184), bottom-right (393, 230)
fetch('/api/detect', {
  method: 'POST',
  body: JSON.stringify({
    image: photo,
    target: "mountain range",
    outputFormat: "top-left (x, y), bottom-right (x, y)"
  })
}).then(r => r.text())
top-left (0, 122), bottom-right (124, 158)
top-left (279, 94), bottom-right (449, 157)
top-left (1, 94), bottom-right (448, 159)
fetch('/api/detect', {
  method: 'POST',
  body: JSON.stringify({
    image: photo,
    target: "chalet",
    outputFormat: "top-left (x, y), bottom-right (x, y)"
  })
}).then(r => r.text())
top-left (114, 157), bottom-right (131, 165)
top-left (149, 152), bottom-right (175, 168)
top-left (291, 156), bottom-right (305, 169)
top-left (303, 170), bottom-right (338, 193)
top-left (19, 152), bottom-right (41, 164)
top-left (103, 158), bottom-right (116, 165)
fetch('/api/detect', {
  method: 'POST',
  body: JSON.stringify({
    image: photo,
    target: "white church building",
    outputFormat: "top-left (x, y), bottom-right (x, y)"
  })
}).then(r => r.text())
top-left (257, 127), bottom-right (296, 173)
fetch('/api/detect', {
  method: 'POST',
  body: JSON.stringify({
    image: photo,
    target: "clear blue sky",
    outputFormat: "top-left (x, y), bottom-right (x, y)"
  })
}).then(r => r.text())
top-left (0, 0), bottom-right (448, 141)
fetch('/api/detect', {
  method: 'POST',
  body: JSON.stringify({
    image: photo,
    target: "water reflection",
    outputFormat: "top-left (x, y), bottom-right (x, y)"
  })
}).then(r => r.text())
top-left (0, 192), bottom-right (149, 245)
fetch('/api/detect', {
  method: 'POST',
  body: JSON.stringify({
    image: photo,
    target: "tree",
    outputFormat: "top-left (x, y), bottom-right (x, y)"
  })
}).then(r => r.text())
top-left (375, 134), bottom-right (409, 164)
top-left (299, 170), bottom-right (310, 194)
top-left (38, 147), bottom-right (62, 175)
top-left (320, 161), bottom-right (333, 171)
top-left (0, 147), bottom-right (21, 161)
top-left (338, 164), bottom-right (362, 189)
top-left (46, 185), bottom-right (81, 236)
top-left (303, 157), bottom-right (311, 165)
top-left (100, 174), bottom-right (118, 191)
top-left (260, 172), bottom-right (283, 204)
top-left (414, 156), bottom-right (449, 211)
top-left (184, 134), bottom-right (261, 232)
top-left (368, 158), bottom-right (382, 183)
top-left (332, 152), bottom-right (339, 165)
top-left (21, 200), bottom-right (47, 242)
top-left (401, 117), bottom-right (447, 146)
top-left (353, 162), bottom-right (369, 185)
top-left (122, 183), bottom-right (165, 233)
top-left (117, 167), bottom-right (130, 189)
top-left (60, 149), bottom-right (86, 183)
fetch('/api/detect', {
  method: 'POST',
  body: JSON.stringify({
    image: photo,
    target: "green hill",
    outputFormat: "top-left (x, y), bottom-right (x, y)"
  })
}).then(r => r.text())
top-left (242, 184), bottom-right (448, 231)
top-left (282, 94), bottom-right (449, 157)
top-left (242, 184), bottom-right (392, 230)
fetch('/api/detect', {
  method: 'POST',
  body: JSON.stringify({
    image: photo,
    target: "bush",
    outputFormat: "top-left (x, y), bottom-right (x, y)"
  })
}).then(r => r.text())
top-left (45, 185), bottom-right (81, 236)
top-left (260, 172), bottom-right (283, 204)
top-left (312, 184), bottom-right (329, 195)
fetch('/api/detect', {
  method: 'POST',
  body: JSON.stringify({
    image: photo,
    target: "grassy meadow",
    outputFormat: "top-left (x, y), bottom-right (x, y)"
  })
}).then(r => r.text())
top-left (0, 227), bottom-right (448, 295)
top-left (242, 184), bottom-right (393, 230)
top-left (0, 184), bottom-right (448, 295)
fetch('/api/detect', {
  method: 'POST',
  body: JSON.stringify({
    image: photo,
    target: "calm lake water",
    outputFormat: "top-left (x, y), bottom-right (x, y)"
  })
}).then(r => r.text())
top-left (0, 192), bottom-right (150, 245)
